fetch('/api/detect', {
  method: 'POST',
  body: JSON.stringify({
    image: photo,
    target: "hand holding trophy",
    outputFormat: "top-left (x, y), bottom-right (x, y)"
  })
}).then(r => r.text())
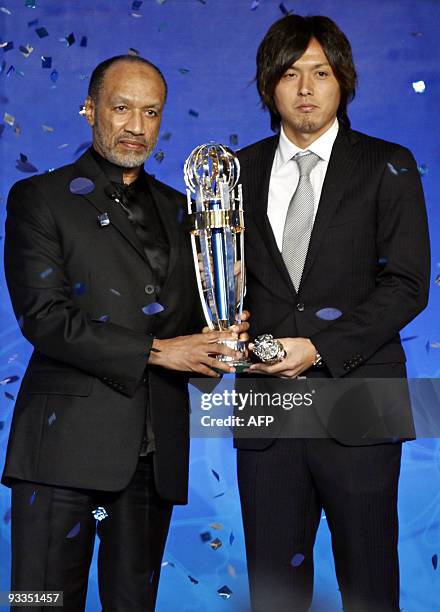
top-left (184, 143), bottom-right (250, 372)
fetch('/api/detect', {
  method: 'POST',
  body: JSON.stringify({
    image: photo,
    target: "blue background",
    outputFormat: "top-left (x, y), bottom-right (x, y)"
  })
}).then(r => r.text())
top-left (0, 1), bottom-right (439, 610)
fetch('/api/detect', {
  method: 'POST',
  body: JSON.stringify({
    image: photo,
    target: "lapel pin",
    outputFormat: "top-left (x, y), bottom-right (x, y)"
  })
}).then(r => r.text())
top-left (98, 212), bottom-right (110, 227)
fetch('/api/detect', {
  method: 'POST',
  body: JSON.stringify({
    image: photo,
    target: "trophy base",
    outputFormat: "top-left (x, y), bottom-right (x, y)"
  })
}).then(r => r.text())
top-left (216, 339), bottom-right (251, 373)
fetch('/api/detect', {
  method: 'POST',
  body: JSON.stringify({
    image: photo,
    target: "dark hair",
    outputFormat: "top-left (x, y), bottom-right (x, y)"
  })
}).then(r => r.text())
top-left (87, 54), bottom-right (168, 102)
top-left (256, 15), bottom-right (357, 131)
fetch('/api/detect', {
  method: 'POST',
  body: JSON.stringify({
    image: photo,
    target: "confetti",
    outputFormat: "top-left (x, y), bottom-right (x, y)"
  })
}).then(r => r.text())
top-left (69, 177), bottom-right (95, 195)
top-left (291, 553), bottom-right (305, 567)
top-left (41, 56), bottom-right (52, 68)
top-left (435, 274), bottom-right (440, 286)
top-left (425, 340), bottom-right (430, 354)
top-left (0, 41), bottom-right (14, 52)
top-left (6, 66), bottom-right (15, 78)
top-left (35, 26), bottom-right (49, 38)
top-left (412, 80), bottom-right (426, 93)
top-left (0, 61), bottom-right (6, 74)
top-left (211, 468), bottom-right (220, 481)
top-left (128, 47), bottom-right (140, 56)
top-left (92, 507), bottom-right (108, 521)
top-left (110, 288), bottom-right (122, 296)
top-left (315, 307), bottom-right (342, 321)
top-left (3, 507), bottom-right (11, 525)
top-left (80, 36), bottom-right (88, 47)
top-left (58, 143), bottom-right (69, 149)
top-left (132, 0), bottom-right (143, 8)
top-left (142, 303), bottom-right (165, 315)
top-left (432, 554), bottom-right (438, 570)
top-left (16, 153), bottom-right (38, 173)
top-left (0, 422), bottom-right (4, 431)
top-left (66, 522), bottom-right (80, 538)
top-left (387, 162), bottom-right (408, 175)
top-left (40, 268), bottom-right (53, 278)
top-left (431, 343), bottom-right (440, 349)
top-left (19, 44), bottom-right (34, 57)
top-left (156, 0), bottom-right (166, 4)
top-left (29, 491), bottom-right (37, 505)
top-left (229, 531), bottom-right (235, 545)
top-left (213, 492), bottom-right (225, 498)
top-left (98, 213), bottom-right (110, 227)
top-left (210, 538), bottom-right (222, 550)
top-left (250, 0), bottom-right (259, 9)
top-left (8, 354), bottom-right (18, 364)
top-left (13, 123), bottom-right (21, 135)
top-left (64, 32), bottom-right (75, 46)
top-left (154, 150), bottom-right (165, 163)
top-left (74, 282), bottom-right (86, 295)
top-left (401, 335), bottom-right (418, 343)
top-left (229, 134), bottom-right (238, 146)
top-left (279, 2), bottom-right (291, 15)
top-left (188, 575), bottom-right (199, 584)
top-left (3, 112), bottom-right (14, 126)
top-left (200, 531), bottom-right (211, 542)
top-left (161, 132), bottom-right (172, 141)
top-left (5, 391), bottom-right (15, 400)
top-left (189, 109), bottom-right (199, 117)
top-left (28, 18), bottom-right (38, 26)
top-left (161, 561), bottom-right (175, 567)
top-left (42, 124), bottom-right (54, 133)
top-left (0, 125), bottom-right (4, 139)
top-left (48, 412), bottom-right (56, 426)
top-left (98, 315), bottom-right (109, 322)
top-left (418, 164), bottom-right (428, 176)
top-left (0, 7), bottom-right (12, 15)
top-left (411, 31), bottom-right (423, 37)
top-left (25, 0), bottom-right (36, 7)
top-left (210, 522), bottom-right (223, 530)
top-left (217, 585), bottom-right (233, 599)
top-left (378, 256), bottom-right (388, 265)
top-left (0, 375), bottom-right (19, 385)
top-left (50, 69), bottom-right (59, 83)
top-left (227, 564), bottom-right (236, 577)
top-left (179, 68), bottom-right (190, 75)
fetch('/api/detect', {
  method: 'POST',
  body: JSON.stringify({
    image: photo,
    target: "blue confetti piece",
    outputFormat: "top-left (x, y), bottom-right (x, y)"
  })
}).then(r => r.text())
top-left (154, 150), bottom-right (165, 163)
top-left (132, 0), bottom-right (143, 8)
top-left (69, 177), bottom-right (95, 195)
top-left (50, 70), bottom-right (59, 83)
top-left (179, 68), bottom-right (189, 75)
top-left (213, 492), bottom-right (225, 498)
top-left (432, 554), bottom-right (438, 570)
top-left (418, 164), bottom-right (428, 177)
top-left (211, 468), bottom-right (220, 482)
top-left (0, 422), bottom-right (4, 431)
top-left (188, 575), bottom-right (199, 584)
top-left (92, 506), bottom-right (108, 521)
top-left (28, 18), bottom-right (39, 26)
top-left (16, 155), bottom-right (38, 173)
top-left (435, 274), bottom-right (440, 286)
top-left (161, 132), bottom-right (172, 141)
top-left (41, 56), bottom-right (52, 68)
top-left (315, 307), bottom-right (342, 321)
top-left (425, 340), bottom-right (431, 354)
top-left (66, 522), bottom-right (80, 538)
top-left (218, 585), bottom-right (233, 599)
top-left (142, 303), bottom-right (165, 315)
top-left (189, 109), bottom-right (199, 117)
top-left (229, 134), bottom-right (238, 146)
top-left (279, 2), bottom-right (291, 15)
top-left (6, 66), bottom-right (15, 78)
top-left (229, 531), bottom-right (235, 545)
top-left (200, 531), bottom-right (212, 542)
top-left (291, 552), bottom-right (305, 567)
top-left (378, 256), bottom-right (388, 265)
top-left (3, 507), bottom-right (11, 525)
top-left (80, 36), bottom-right (88, 48)
top-left (74, 282), bottom-right (86, 296)
top-left (250, 0), bottom-right (260, 9)
top-left (1, 41), bottom-right (14, 52)
top-left (5, 391), bottom-right (15, 400)
top-left (401, 335), bottom-right (418, 343)
top-left (48, 412), bottom-right (56, 426)
top-left (65, 32), bottom-right (75, 46)
top-left (40, 267), bottom-right (53, 279)
top-left (29, 491), bottom-right (37, 505)
top-left (0, 375), bottom-right (20, 385)
top-left (26, 0), bottom-right (36, 7)
top-left (98, 315), bottom-right (109, 322)
top-left (35, 26), bottom-right (49, 38)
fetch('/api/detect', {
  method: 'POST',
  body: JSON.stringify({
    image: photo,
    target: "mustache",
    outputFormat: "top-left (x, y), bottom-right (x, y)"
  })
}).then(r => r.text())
top-left (117, 136), bottom-right (148, 147)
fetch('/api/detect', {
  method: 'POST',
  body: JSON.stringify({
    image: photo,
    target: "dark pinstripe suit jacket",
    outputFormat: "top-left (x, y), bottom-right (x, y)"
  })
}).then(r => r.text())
top-left (235, 126), bottom-right (430, 448)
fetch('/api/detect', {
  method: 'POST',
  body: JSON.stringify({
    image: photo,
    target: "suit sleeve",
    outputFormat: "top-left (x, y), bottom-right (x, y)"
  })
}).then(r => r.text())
top-left (309, 146), bottom-right (430, 377)
top-left (4, 178), bottom-right (153, 397)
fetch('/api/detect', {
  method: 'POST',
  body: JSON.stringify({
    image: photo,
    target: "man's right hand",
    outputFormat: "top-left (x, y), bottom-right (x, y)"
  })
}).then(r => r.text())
top-left (148, 331), bottom-right (243, 377)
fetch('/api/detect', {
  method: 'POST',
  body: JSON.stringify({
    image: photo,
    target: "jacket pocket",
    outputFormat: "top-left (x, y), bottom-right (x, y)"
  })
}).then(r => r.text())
top-left (27, 371), bottom-right (93, 396)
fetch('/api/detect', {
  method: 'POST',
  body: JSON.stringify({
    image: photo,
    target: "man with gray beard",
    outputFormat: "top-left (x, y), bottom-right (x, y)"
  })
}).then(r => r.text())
top-left (2, 55), bottom-right (247, 611)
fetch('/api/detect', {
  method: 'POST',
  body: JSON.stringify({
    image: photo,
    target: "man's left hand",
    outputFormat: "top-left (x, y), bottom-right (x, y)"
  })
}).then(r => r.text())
top-left (247, 337), bottom-right (317, 378)
top-left (202, 309), bottom-right (250, 342)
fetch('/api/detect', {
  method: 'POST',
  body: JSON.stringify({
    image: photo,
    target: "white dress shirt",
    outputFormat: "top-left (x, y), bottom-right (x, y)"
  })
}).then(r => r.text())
top-left (267, 118), bottom-right (339, 251)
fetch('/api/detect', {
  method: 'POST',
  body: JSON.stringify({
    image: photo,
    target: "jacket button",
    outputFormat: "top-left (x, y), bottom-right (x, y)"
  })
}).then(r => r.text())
top-left (296, 302), bottom-right (305, 312)
top-left (145, 285), bottom-right (155, 295)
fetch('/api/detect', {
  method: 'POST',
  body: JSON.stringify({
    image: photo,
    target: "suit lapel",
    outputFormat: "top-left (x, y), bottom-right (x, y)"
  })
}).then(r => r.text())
top-left (299, 127), bottom-right (361, 288)
top-left (72, 149), bottom-right (149, 263)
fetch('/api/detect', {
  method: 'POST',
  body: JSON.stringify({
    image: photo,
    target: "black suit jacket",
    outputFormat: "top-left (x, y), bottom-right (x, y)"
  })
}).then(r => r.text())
top-left (235, 126), bottom-right (430, 449)
top-left (2, 148), bottom-right (203, 504)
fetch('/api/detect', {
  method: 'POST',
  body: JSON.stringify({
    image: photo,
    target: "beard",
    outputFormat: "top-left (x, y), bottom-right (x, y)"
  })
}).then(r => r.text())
top-left (93, 116), bottom-right (156, 168)
top-left (291, 116), bottom-right (317, 133)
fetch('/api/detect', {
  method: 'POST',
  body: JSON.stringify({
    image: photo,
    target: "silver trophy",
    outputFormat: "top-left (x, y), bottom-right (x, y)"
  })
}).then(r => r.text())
top-left (184, 142), bottom-right (249, 370)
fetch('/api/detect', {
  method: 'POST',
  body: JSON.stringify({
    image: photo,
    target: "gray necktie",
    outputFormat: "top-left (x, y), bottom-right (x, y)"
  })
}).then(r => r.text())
top-left (282, 151), bottom-right (320, 291)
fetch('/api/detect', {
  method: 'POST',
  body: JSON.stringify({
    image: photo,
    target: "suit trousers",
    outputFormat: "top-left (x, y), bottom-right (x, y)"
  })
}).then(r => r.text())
top-left (10, 454), bottom-right (173, 612)
top-left (237, 438), bottom-right (402, 612)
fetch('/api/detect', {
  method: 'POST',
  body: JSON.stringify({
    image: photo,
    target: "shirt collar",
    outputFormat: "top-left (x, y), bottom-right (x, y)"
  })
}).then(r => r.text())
top-left (277, 118), bottom-right (339, 167)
